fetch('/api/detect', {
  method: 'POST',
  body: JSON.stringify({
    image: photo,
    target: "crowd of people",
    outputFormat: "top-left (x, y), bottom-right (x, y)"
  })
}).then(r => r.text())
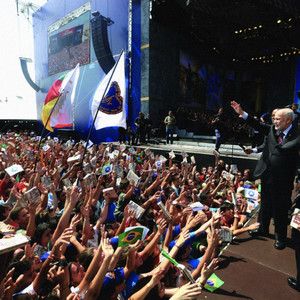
top-left (0, 127), bottom-right (266, 299)
top-left (48, 40), bottom-right (90, 76)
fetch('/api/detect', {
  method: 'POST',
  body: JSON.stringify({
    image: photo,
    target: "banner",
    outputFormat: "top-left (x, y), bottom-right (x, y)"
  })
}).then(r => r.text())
top-left (42, 64), bottom-right (80, 132)
top-left (91, 52), bottom-right (126, 130)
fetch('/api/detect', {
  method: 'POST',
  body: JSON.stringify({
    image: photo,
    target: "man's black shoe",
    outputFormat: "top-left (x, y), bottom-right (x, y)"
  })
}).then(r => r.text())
top-left (287, 277), bottom-right (300, 292)
top-left (274, 240), bottom-right (286, 250)
top-left (248, 230), bottom-right (268, 238)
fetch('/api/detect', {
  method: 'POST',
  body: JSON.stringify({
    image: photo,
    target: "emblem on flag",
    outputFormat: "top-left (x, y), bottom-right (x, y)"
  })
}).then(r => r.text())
top-left (156, 161), bottom-right (162, 169)
top-left (244, 188), bottom-right (258, 200)
top-left (99, 82), bottom-right (123, 115)
top-left (203, 273), bottom-right (224, 292)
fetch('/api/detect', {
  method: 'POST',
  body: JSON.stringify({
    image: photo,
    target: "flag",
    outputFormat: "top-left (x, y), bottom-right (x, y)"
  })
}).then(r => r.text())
top-left (102, 163), bottom-right (112, 175)
top-left (244, 188), bottom-right (258, 200)
top-left (155, 161), bottom-right (162, 169)
top-left (42, 64), bottom-right (80, 132)
top-left (5, 164), bottom-right (24, 177)
top-left (118, 226), bottom-right (148, 247)
top-left (91, 52), bottom-right (126, 130)
top-left (204, 273), bottom-right (224, 292)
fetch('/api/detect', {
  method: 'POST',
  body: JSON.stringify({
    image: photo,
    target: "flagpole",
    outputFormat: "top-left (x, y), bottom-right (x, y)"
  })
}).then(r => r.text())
top-left (34, 93), bottom-right (62, 172)
top-left (79, 49), bottom-right (125, 169)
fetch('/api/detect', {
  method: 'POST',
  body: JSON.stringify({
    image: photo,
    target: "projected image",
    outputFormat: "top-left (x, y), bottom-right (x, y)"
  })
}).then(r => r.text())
top-left (48, 11), bottom-right (90, 76)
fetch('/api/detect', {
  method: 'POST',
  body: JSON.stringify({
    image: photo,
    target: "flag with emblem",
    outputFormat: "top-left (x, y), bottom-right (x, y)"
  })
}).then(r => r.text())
top-left (204, 273), bottom-right (224, 292)
top-left (42, 64), bottom-right (80, 132)
top-left (102, 163), bottom-right (112, 175)
top-left (244, 188), bottom-right (258, 200)
top-left (118, 226), bottom-right (149, 247)
top-left (5, 164), bottom-right (24, 177)
top-left (91, 52), bottom-right (126, 130)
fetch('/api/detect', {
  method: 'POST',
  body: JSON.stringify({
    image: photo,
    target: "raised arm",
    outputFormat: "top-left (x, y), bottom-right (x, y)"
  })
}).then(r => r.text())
top-left (84, 237), bottom-right (114, 300)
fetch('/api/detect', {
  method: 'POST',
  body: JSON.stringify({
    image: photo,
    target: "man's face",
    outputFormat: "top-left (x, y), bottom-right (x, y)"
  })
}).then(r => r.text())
top-left (41, 228), bottom-right (52, 246)
top-left (274, 110), bottom-right (292, 131)
top-left (31, 255), bottom-right (42, 272)
top-left (224, 207), bottom-right (234, 219)
top-left (271, 109), bottom-right (278, 123)
top-left (70, 262), bottom-right (85, 285)
top-left (17, 208), bottom-right (30, 227)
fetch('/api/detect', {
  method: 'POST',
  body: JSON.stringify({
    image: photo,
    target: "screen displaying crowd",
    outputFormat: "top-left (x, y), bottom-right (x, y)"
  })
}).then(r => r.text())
top-left (0, 130), bottom-right (262, 300)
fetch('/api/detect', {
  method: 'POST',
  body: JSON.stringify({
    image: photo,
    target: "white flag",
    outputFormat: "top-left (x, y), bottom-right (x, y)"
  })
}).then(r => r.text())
top-left (5, 164), bottom-right (24, 177)
top-left (102, 164), bottom-right (112, 175)
top-left (91, 52), bottom-right (126, 130)
top-left (50, 63), bottom-right (80, 129)
top-left (244, 188), bottom-right (258, 200)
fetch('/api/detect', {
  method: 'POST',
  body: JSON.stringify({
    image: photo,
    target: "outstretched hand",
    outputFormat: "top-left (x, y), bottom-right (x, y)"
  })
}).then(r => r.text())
top-left (169, 282), bottom-right (202, 300)
top-left (199, 258), bottom-right (219, 287)
top-left (230, 101), bottom-right (244, 115)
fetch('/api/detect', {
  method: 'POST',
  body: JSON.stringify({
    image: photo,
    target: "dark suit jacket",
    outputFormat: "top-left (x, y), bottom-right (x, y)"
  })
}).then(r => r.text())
top-left (245, 115), bottom-right (300, 186)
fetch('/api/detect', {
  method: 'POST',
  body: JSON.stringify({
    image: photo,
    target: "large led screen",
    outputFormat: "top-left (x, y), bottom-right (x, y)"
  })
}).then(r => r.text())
top-left (48, 10), bottom-right (90, 76)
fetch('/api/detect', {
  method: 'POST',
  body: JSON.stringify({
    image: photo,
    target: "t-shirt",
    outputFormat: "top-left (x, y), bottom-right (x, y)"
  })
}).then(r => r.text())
top-left (164, 116), bottom-right (176, 129)
top-left (101, 200), bottom-right (116, 223)
top-left (212, 113), bottom-right (226, 132)
top-left (123, 272), bottom-right (140, 299)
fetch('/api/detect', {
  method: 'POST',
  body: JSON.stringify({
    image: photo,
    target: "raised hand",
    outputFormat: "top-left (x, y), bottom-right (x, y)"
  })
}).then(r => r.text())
top-left (0, 268), bottom-right (24, 300)
top-left (157, 218), bottom-right (167, 235)
top-left (102, 237), bottom-right (114, 258)
top-left (230, 101), bottom-right (244, 115)
top-left (70, 214), bottom-right (81, 231)
top-left (53, 227), bottom-right (74, 255)
top-left (149, 267), bottom-right (165, 286)
top-left (24, 242), bottom-right (37, 260)
top-left (176, 228), bottom-right (190, 248)
top-left (70, 186), bottom-right (82, 206)
top-left (199, 258), bottom-right (219, 287)
top-left (47, 264), bottom-right (67, 285)
top-left (169, 282), bottom-right (202, 300)
top-left (207, 227), bottom-right (222, 247)
top-left (128, 240), bottom-right (142, 254)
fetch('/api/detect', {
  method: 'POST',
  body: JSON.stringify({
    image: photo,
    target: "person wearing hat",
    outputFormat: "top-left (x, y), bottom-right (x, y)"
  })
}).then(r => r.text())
top-left (231, 101), bottom-right (300, 250)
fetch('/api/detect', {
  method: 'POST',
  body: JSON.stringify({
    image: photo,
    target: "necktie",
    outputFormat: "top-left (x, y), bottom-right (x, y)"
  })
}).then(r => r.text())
top-left (277, 132), bottom-right (284, 144)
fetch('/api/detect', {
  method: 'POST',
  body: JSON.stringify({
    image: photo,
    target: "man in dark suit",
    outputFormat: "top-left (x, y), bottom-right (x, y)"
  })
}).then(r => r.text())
top-left (231, 101), bottom-right (300, 250)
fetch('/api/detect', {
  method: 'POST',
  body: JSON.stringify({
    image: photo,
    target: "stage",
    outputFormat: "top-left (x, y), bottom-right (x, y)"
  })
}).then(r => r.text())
top-left (134, 138), bottom-right (260, 172)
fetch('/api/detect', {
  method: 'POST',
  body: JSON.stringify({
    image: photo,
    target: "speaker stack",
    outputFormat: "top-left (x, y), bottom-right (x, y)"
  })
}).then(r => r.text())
top-left (91, 12), bottom-right (115, 74)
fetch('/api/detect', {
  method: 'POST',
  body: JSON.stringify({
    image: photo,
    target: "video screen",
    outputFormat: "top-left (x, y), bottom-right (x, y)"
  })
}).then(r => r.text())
top-left (48, 11), bottom-right (90, 76)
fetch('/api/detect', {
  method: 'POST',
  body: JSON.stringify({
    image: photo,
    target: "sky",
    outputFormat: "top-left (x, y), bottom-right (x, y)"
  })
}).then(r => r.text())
top-left (0, 0), bottom-right (47, 120)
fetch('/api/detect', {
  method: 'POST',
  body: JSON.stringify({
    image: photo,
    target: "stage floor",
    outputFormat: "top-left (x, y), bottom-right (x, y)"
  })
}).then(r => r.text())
top-left (133, 139), bottom-right (261, 172)
top-left (136, 139), bottom-right (260, 159)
